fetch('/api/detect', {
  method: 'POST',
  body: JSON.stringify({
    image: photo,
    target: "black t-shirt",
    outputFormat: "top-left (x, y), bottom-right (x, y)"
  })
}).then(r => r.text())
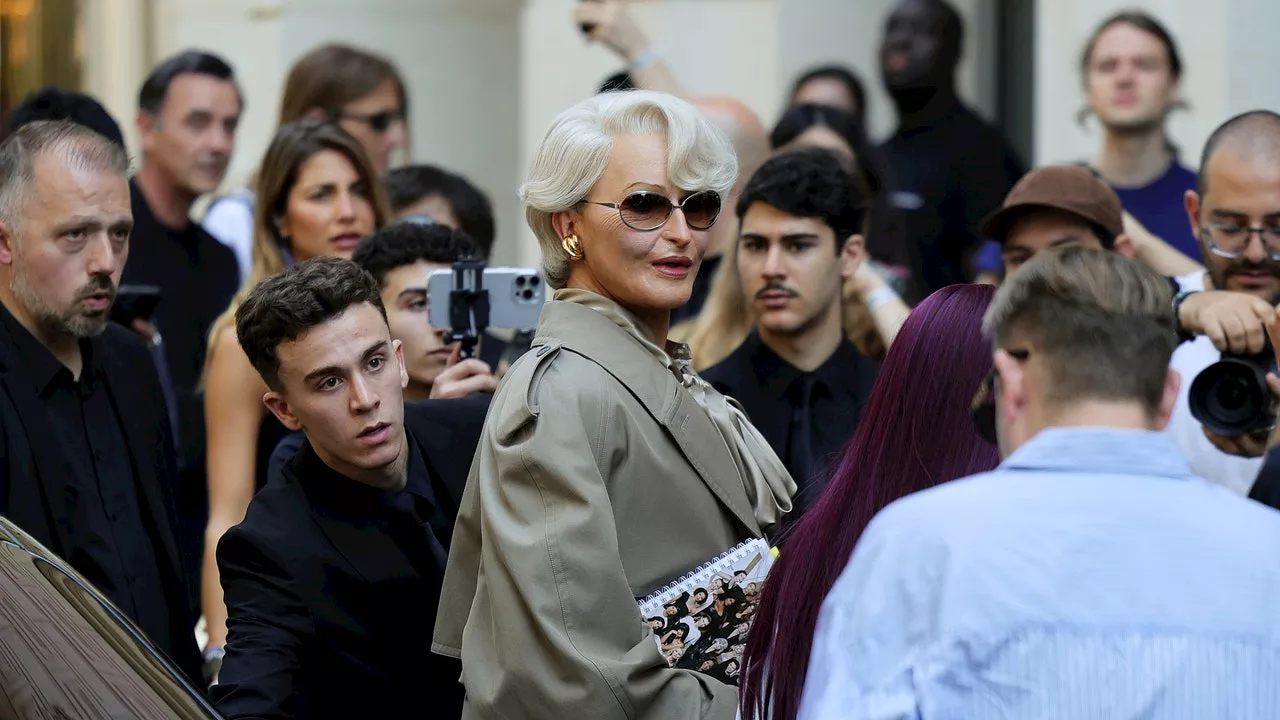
top-left (880, 100), bottom-right (1024, 294)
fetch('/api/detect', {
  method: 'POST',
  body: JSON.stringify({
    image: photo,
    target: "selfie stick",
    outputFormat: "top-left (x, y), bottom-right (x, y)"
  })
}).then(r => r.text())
top-left (448, 257), bottom-right (489, 360)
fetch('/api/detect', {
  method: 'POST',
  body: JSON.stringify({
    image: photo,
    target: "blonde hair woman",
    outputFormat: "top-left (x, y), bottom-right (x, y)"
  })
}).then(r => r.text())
top-left (203, 43), bottom-right (407, 278)
top-left (435, 90), bottom-right (795, 716)
top-left (200, 120), bottom-right (390, 675)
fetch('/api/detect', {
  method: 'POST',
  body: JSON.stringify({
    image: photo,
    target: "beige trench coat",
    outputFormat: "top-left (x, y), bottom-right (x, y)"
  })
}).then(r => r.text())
top-left (434, 298), bottom-right (770, 719)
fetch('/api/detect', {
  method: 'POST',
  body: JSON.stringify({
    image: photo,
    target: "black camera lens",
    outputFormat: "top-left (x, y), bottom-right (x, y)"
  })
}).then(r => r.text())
top-left (1189, 355), bottom-right (1277, 436)
top-left (516, 276), bottom-right (527, 287)
top-left (529, 276), bottom-right (541, 286)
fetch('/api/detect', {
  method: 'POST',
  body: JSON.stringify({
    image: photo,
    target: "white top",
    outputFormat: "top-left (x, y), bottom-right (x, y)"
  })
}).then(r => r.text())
top-left (201, 188), bottom-right (256, 284)
top-left (1165, 270), bottom-right (1262, 495)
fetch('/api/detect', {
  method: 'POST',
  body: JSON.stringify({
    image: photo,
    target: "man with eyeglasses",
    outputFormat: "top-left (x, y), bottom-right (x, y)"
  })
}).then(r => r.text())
top-left (800, 247), bottom-right (1280, 719)
top-left (701, 150), bottom-right (881, 522)
top-left (1163, 110), bottom-right (1280, 493)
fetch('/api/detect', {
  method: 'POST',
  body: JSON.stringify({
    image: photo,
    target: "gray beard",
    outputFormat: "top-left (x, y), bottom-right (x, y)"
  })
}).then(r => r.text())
top-left (10, 273), bottom-right (108, 339)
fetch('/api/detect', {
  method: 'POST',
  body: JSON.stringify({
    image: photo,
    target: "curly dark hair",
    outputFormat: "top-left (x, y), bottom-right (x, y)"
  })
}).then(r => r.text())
top-left (735, 148), bottom-right (868, 252)
top-left (352, 222), bottom-right (479, 288)
top-left (235, 256), bottom-right (386, 391)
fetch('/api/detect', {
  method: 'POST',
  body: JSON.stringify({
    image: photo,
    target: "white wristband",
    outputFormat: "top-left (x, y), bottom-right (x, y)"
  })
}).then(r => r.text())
top-left (863, 285), bottom-right (898, 312)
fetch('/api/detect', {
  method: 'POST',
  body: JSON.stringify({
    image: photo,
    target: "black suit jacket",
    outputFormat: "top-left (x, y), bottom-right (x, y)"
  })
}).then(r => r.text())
top-left (211, 396), bottom-right (490, 719)
top-left (0, 318), bottom-right (202, 684)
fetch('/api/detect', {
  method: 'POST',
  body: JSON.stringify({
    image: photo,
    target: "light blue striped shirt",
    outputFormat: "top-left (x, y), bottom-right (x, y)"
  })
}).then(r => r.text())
top-left (799, 427), bottom-right (1280, 720)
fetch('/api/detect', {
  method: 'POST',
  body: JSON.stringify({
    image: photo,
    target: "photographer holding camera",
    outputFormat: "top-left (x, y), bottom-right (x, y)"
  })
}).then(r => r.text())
top-left (1171, 111), bottom-right (1280, 494)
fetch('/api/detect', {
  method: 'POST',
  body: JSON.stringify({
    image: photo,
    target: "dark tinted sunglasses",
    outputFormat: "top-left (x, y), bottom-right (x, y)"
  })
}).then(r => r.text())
top-left (333, 108), bottom-right (405, 133)
top-left (970, 348), bottom-right (1030, 446)
top-left (582, 190), bottom-right (721, 232)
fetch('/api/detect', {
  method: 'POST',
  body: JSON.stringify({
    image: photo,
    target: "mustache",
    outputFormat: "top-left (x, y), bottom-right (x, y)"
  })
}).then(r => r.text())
top-left (755, 281), bottom-right (799, 299)
top-left (75, 275), bottom-right (116, 302)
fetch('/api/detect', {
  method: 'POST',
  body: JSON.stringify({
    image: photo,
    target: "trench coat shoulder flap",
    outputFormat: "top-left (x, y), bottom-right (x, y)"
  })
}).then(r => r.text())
top-left (533, 300), bottom-right (757, 532)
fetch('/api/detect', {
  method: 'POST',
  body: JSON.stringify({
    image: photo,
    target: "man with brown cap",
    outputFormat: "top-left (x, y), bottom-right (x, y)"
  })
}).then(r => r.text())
top-left (982, 165), bottom-right (1134, 275)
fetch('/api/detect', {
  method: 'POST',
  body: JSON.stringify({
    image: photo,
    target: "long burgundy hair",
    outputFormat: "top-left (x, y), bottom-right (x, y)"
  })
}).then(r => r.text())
top-left (739, 284), bottom-right (1001, 720)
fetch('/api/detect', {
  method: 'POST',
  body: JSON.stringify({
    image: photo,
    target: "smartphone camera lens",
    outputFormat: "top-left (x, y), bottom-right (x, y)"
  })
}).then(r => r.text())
top-left (516, 276), bottom-right (527, 287)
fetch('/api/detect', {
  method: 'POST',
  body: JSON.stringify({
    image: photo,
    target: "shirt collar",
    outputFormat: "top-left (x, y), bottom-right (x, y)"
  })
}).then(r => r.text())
top-left (0, 301), bottom-right (99, 395)
top-left (748, 330), bottom-right (870, 402)
top-left (999, 426), bottom-right (1197, 480)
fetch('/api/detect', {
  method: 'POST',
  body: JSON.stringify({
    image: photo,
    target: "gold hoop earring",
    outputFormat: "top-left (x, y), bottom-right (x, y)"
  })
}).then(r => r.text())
top-left (562, 234), bottom-right (583, 261)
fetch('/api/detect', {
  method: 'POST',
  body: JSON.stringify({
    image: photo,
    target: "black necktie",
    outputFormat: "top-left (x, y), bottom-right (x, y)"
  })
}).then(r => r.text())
top-left (395, 491), bottom-right (451, 569)
top-left (789, 374), bottom-right (818, 485)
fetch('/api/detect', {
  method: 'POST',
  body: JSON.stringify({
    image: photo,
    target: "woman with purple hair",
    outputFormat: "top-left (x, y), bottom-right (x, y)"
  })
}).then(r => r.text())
top-left (739, 283), bottom-right (1001, 720)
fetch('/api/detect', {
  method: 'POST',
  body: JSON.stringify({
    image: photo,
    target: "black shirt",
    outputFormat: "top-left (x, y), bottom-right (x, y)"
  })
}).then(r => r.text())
top-left (0, 306), bottom-right (174, 655)
top-left (880, 99), bottom-right (1023, 294)
top-left (123, 179), bottom-right (239, 473)
top-left (702, 331), bottom-right (879, 517)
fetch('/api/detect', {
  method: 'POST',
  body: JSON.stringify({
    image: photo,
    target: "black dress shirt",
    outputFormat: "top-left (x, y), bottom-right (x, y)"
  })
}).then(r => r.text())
top-left (0, 308), bottom-right (174, 657)
top-left (701, 331), bottom-right (879, 520)
top-left (881, 99), bottom-right (1024, 293)
top-left (124, 179), bottom-right (239, 474)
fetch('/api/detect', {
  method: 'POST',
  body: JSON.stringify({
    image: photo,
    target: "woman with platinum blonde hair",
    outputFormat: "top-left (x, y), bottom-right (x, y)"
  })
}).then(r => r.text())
top-left (435, 90), bottom-right (796, 717)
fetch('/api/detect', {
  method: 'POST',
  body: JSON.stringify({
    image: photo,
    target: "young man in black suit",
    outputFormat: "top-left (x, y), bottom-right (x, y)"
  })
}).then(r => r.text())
top-left (701, 149), bottom-right (879, 519)
top-left (211, 256), bottom-right (486, 718)
top-left (0, 120), bottom-right (202, 683)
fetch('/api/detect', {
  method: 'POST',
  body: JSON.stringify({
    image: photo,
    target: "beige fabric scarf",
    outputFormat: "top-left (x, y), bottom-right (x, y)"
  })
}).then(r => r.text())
top-left (556, 288), bottom-right (796, 529)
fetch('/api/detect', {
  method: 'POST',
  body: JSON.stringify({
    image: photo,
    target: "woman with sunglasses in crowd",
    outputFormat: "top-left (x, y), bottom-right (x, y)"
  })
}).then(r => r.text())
top-left (203, 43), bottom-right (408, 280)
top-left (739, 283), bottom-right (1000, 720)
top-left (435, 90), bottom-right (795, 718)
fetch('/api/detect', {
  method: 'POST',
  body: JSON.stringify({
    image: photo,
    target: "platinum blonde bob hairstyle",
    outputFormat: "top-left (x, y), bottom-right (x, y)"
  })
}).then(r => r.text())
top-left (521, 90), bottom-right (739, 288)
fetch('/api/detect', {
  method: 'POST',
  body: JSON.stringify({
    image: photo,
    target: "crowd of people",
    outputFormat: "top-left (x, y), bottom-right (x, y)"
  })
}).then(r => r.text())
top-left (4, 0), bottom-right (1280, 717)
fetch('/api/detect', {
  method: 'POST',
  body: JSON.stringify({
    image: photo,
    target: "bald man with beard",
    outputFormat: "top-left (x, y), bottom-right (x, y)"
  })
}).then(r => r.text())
top-left (671, 96), bottom-right (771, 324)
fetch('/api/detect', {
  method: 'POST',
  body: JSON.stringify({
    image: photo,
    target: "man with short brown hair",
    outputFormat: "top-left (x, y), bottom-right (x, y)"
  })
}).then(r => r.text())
top-left (0, 120), bottom-right (202, 684)
top-left (800, 246), bottom-right (1280, 719)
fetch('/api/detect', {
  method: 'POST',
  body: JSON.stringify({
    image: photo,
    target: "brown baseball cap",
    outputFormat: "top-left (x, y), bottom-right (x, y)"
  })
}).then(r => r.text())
top-left (981, 165), bottom-right (1125, 246)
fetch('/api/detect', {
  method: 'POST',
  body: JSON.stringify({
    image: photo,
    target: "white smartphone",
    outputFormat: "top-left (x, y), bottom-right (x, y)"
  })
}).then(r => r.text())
top-left (427, 266), bottom-right (546, 332)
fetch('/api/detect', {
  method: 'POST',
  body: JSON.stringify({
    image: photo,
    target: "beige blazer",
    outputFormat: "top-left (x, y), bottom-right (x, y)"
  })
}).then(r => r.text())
top-left (434, 298), bottom-right (767, 719)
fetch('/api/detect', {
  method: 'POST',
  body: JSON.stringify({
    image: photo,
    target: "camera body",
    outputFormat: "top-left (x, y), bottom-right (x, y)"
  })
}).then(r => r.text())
top-left (1189, 340), bottom-right (1279, 437)
top-left (427, 260), bottom-right (545, 360)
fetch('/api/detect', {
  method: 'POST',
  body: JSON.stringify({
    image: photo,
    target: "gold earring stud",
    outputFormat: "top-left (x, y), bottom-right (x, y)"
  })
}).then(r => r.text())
top-left (562, 234), bottom-right (583, 260)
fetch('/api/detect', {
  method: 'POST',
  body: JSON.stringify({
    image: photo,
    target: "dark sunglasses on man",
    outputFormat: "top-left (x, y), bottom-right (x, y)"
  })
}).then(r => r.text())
top-left (970, 348), bottom-right (1030, 445)
top-left (581, 190), bottom-right (722, 232)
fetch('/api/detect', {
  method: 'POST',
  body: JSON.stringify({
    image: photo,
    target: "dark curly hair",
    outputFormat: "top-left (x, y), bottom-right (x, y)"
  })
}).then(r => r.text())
top-left (235, 256), bottom-right (385, 391)
top-left (735, 148), bottom-right (868, 252)
top-left (352, 222), bottom-right (479, 288)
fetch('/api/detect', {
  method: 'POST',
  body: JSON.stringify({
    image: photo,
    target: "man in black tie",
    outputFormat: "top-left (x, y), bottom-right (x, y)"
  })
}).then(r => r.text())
top-left (702, 149), bottom-right (879, 522)
top-left (210, 257), bottom-right (486, 718)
